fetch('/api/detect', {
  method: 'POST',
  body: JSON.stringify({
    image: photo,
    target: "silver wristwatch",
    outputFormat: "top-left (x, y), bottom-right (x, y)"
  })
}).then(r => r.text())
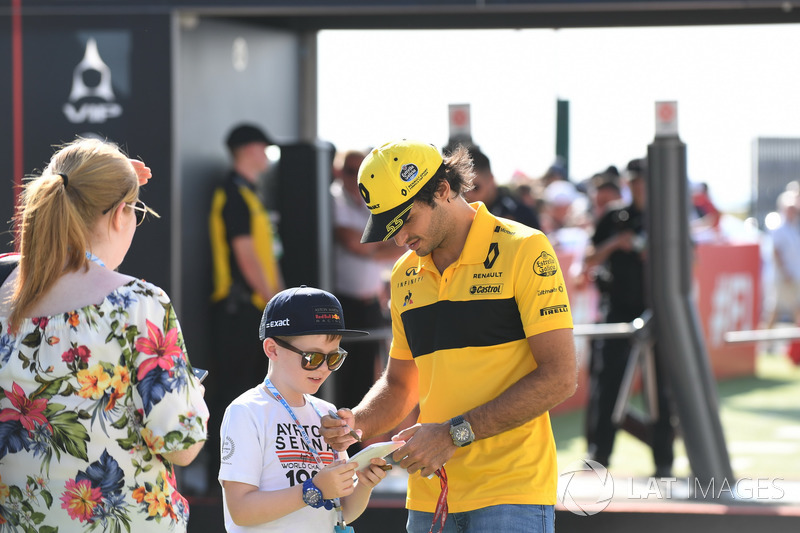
top-left (449, 415), bottom-right (475, 447)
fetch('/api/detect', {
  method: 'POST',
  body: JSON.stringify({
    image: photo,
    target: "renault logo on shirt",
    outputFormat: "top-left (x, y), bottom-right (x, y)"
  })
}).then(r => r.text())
top-left (484, 243), bottom-right (499, 269)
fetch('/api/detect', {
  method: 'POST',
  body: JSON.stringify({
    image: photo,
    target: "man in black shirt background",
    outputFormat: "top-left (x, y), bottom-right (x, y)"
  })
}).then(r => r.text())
top-left (464, 146), bottom-right (541, 230)
top-left (583, 158), bottom-right (675, 478)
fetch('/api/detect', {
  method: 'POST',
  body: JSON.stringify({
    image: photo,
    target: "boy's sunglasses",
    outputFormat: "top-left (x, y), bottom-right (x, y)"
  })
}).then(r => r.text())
top-left (273, 337), bottom-right (348, 371)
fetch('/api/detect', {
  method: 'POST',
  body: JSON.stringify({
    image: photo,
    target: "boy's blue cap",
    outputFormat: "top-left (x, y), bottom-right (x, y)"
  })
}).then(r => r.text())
top-left (259, 285), bottom-right (369, 340)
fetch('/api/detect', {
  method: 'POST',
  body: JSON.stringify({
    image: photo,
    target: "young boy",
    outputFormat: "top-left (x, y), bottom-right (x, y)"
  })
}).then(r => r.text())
top-left (219, 285), bottom-right (389, 532)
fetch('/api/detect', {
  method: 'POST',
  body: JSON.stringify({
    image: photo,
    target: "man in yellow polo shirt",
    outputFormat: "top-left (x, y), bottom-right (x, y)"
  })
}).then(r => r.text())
top-left (322, 140), bottom-right (577, 533)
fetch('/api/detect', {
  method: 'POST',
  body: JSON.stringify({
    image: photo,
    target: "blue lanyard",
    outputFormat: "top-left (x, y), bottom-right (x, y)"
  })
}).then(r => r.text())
top-left (263, 378), bottom-right (347, 528)
top-left (85, 251), bottom-right (105, 268)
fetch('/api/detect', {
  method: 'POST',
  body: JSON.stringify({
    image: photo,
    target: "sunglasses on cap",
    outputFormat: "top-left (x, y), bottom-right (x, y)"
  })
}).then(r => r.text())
top-left (273, 337), bottom-right (348, 371)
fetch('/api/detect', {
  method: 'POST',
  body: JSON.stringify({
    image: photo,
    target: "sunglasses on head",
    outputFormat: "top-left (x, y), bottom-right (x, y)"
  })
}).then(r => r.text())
top-left (126, 200), bottom-right (153, 226)
top-left (102, 199), bottom-right (158, 226)
top-left (273, 337), bottom-right (348, 371)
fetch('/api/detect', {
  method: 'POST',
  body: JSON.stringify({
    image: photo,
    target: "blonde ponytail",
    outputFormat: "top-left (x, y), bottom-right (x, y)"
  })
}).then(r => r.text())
top-left (8, 138), bottom-right (138, 332)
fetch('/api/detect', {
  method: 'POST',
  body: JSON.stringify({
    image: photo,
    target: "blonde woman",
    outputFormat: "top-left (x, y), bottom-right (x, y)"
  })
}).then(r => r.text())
top-left (0, 138), bottom-right (209, 532)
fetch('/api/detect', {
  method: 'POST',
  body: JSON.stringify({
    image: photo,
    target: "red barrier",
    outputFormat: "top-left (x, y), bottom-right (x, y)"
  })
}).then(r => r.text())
top-left (693, 242), bottom-right (759, 380)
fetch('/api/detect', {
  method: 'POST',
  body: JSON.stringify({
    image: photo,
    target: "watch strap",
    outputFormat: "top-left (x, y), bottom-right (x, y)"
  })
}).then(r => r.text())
top-left (302, 477), bottom-right (324, 508)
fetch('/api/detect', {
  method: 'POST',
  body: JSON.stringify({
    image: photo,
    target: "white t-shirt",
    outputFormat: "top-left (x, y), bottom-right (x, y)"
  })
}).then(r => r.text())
top-left (331, 179), bottom-right (393, 299)
top-left (219, 386), bottom-right (346, 533)
top-left (772, 220), bottom-right (800, 281)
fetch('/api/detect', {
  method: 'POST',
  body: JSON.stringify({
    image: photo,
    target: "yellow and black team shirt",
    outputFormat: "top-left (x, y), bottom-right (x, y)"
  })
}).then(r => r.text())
top-left (389, 202), bottom-right (573, 513)
top-left (209, 172), bottom-right (281, 310)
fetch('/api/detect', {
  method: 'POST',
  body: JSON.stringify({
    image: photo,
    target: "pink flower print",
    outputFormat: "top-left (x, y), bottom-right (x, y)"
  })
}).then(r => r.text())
top-left (0, 382), bottom-right (51, 433)
top-left (60, 478), bottom-right (101, 522)
top-left (135, 320), bottom-right (181, 381)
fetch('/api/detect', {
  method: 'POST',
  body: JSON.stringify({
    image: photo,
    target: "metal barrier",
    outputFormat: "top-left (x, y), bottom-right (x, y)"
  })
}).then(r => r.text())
top-left (574, 311), bottom-right (659, 428)
top-left (352, 314), bottom-right (661, 431)
top-left (724, 327), bottom-right (800, 344)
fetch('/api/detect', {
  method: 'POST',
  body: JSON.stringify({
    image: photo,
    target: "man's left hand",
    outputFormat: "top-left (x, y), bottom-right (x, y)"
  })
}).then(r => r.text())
top-left (391, 422), bottom-right (458, 478)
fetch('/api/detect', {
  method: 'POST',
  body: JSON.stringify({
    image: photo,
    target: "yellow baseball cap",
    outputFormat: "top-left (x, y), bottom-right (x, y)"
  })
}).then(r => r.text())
top-left (358, 140), bottom-right (444, 243)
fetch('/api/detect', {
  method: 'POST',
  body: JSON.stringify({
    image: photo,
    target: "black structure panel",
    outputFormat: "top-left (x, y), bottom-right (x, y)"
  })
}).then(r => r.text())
top-left (276, 142), bottom-right (334, 290)
top-left (1, 15), bottom-right (173, 291)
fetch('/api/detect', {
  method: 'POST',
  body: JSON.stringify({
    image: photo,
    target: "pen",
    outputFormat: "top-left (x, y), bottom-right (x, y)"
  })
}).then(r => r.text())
top-left (328, 410), bottom-right (362, 442)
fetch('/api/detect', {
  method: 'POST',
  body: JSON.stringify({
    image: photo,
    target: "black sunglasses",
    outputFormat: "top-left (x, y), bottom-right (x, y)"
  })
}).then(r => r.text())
top-left (273, 337), bottom-right (348, 371)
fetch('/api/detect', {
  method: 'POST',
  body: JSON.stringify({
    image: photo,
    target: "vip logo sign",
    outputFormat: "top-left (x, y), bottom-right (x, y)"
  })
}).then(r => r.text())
top-left (63, 38), bottom-right (123, 124)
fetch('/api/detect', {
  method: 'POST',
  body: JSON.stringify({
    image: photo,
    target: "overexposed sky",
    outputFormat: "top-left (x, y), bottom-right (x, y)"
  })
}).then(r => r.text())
top-left (317, 25), bottom-right (800, 213)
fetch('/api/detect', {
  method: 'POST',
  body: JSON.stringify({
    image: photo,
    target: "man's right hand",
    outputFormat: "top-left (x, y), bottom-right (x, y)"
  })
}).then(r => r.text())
top-left (320, 408), bottom-right (360, 451)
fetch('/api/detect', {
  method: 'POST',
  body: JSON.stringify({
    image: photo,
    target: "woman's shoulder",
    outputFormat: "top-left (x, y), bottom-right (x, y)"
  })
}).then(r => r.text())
top-left (105, 278), bottom-right (176, 318)
top-left (113, 276), bottom-right (168, 299)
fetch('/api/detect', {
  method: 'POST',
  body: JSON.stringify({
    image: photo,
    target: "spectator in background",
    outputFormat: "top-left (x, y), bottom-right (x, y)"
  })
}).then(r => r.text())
top-left (541, 158), bottom-right (568, 188)
top-left (573, 169), bottom-right (623, 291)
top-left (582, 157), bottom-right (675, 478)
top-left (766, 189), bottom-right (800, 328)
top-left (208, 123), bottom-right (284, 491)
top-left (540, 178), bottom-right (591, 316)
top-left (690, 182), bottom-right (723, 242)
top-left (515, 182), bottom-right (539, 211)
top-left (330, 149), bottom-right (403, 433)
top-left (464, 146), bottom-right (541, 229)
top-left (590, 170), bottom-right (623, 222)
top-left (540, 179), bottom-right (581, 236)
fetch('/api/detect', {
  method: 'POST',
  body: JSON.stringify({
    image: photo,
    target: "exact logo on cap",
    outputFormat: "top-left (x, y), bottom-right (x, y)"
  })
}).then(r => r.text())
top-left (357, 140), bottom-right (444, 243)
top-left (264, 318), bottom-right (290, 329)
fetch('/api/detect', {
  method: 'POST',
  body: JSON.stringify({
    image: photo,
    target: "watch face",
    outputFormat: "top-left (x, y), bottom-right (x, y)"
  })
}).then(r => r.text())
top-left (454, 427), bottom-right (470, 442)
top-left (303, 487), bottom-right (321, 505)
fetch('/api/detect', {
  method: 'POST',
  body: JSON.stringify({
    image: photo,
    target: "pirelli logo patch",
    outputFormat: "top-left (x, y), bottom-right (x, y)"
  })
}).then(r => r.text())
top-left (540, 304), bottom-right (569, 316)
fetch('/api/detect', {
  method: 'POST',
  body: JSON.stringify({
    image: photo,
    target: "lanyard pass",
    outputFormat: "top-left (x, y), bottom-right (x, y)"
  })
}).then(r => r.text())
top-left (428, 467), bottom-right (448, 533)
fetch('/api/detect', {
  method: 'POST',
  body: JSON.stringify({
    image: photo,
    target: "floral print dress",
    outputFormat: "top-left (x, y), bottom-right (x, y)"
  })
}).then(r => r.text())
top-left (0, 279), bottom-right (209, 533)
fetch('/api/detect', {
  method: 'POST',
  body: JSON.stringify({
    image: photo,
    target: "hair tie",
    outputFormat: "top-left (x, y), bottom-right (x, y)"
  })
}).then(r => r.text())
top-left (59, 173), bottom-right (69, 188)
